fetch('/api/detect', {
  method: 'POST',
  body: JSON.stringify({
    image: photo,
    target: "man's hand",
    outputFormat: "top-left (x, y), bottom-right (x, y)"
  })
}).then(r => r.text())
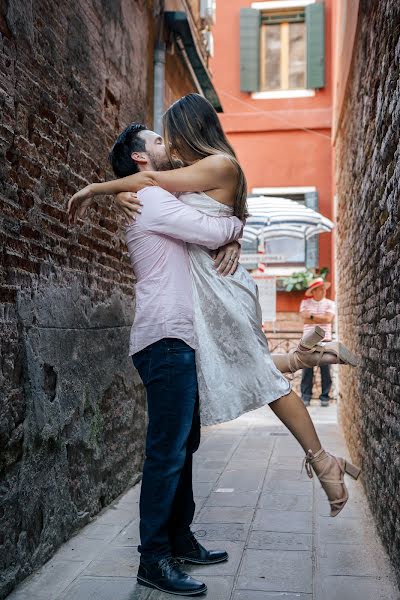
top-left (211, 241), bottom-right (241, 276)
top-left (67, 184), bottom-right (95, 223)
top-left (115, 192), bottom-right (143, 222)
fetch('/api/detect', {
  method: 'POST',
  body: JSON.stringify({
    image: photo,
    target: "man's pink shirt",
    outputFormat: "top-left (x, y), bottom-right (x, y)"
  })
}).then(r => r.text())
top-left (300, 297), bottom-right (336, 341)
top-left (125, 186), bottom-right (243, 355)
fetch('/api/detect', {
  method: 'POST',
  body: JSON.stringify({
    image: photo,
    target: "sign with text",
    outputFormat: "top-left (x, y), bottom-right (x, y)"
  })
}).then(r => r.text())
top-left (252, 275), bottom-right (276, 322)
top-left (240, 253), bottom-right (284, 264)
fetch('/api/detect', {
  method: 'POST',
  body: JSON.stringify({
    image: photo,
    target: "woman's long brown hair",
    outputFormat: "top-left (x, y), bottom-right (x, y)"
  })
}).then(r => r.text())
top-left (162, 93), bottom-right (248, 221)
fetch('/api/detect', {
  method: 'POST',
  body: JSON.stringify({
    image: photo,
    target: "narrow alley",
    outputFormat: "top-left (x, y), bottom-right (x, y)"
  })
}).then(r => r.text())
top-left (7, 403), bottom-right (399, 600)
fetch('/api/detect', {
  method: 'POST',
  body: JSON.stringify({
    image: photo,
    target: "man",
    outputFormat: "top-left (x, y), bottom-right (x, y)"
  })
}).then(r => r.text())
top-left (109, 124), bottom-right (242, 596)
top-left (299, 277), bottom-right (336, 407)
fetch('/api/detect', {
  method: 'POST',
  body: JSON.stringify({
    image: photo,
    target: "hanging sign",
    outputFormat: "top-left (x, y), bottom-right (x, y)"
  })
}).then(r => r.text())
top-left (252, 275), bottom-right (276, 322)
top-left (240, 253), bottom-right (284, 264)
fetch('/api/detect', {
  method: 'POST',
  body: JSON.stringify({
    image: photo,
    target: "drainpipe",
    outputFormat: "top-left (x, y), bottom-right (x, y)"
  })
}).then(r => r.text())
top-left (153, 41), bottom-right (166, 134)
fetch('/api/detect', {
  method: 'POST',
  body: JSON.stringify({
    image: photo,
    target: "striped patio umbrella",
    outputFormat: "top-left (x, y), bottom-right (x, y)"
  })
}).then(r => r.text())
top-left (242, 196), bottom-right (334, 243)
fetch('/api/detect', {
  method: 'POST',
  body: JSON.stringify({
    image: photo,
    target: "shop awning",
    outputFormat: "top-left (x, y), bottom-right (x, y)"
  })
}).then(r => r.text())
top-left (243, 196), bottom-right (334, 242)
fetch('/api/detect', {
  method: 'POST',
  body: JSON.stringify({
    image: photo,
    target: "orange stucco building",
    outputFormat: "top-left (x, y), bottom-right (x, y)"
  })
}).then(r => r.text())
top-left (211, 0), bottom-right (335, 320)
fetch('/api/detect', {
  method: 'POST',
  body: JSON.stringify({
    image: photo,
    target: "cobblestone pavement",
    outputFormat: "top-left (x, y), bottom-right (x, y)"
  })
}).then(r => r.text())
top-left (8, 403), bottom-right (400, 600)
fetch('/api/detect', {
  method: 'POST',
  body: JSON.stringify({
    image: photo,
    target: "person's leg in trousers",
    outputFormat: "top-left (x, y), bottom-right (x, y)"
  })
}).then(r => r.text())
top-left (320, 364), bottom-right (332, 403)
top-left (132, 338), bottom-right (198, 564)
top-left (168, 394), bottom-right (201, 545)
top-left (301, 367), bottom-right (314, 404)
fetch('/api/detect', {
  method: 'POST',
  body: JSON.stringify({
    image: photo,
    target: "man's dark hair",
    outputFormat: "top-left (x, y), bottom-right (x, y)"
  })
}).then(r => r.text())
top-left (108, 123), bottom-right (148, 177)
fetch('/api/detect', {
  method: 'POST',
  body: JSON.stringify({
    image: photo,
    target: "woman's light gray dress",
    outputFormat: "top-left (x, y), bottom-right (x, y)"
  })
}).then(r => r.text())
top-left (180, 191), bottom-right (292, 426)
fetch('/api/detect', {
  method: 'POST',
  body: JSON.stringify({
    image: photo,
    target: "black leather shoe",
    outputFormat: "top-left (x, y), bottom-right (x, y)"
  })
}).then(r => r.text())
top-left (137, 556), bottom-right (207, 596)
top-left (172, 533), bottom-right (229, 565)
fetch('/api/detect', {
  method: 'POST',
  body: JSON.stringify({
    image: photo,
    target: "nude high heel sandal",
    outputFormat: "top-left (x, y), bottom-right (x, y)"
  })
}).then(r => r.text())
top-left (272, 327), bottom-right (361, 374)
top-left (297, 326), bottom-right (325, 350)
top-left (302, 448), bottom-right (361, 517)
top-left (286, 342), bottom-right (360, 372)
top-left (296, 326), bottom-right (360, 367)
top-left (286, 337), bottom-right (360, 373)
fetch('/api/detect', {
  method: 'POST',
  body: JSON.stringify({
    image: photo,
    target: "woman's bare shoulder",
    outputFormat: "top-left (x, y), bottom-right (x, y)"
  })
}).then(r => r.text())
top-left (199, 154), bottom-right (237, 175)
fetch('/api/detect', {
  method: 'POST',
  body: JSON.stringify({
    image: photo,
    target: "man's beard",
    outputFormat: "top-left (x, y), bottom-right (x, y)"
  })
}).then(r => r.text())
top-left (148, 151), bottom-right (173, 172)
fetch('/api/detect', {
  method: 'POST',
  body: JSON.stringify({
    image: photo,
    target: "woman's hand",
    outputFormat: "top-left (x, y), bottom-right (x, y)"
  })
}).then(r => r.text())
top-left (115, 192), bottom-right (143, 222)
top-left (67, 184), bottom-right (95, 223)
top-left (212, 241), bottom-right (241, 276)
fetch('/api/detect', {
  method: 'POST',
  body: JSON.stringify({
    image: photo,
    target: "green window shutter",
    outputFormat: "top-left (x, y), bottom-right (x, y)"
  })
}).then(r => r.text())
top-left (240, 8), bottom-right (261, 93)
top-left (305, 191), bottom-right (319, 269)
top-left (305, 2), bottom-right (325, 89)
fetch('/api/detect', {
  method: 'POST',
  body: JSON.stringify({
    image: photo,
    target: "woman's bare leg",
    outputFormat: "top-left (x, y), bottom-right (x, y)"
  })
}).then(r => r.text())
top-left (268, 389), bottom-right (358, 513)
top-left (268, 389), bottom-right (321, 454)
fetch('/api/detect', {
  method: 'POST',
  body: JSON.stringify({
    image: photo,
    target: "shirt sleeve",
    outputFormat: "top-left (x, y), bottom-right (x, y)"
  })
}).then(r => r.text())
top-left (137, 186), bottom-right (243, 250)
top-left (299, 299), bottom-right (307, 312)
top-left (326, 300), bottom-right (336, 313)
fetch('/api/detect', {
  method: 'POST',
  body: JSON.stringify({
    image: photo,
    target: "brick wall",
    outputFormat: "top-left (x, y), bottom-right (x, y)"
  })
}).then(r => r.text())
top-left (0, 1), bottom-right (159, 596)
top-left (165, 48), bottom-right (196, 109)
top-left (335, 0), bottom-right (400, 583)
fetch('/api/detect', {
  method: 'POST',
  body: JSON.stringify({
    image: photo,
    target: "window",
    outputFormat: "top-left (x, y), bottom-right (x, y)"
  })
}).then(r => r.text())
top-left (241, 234), bottom-right (305, 264)
top-left (260, 9), bottom-right (306, 91)
top-left (240, 1), bottom-right (325, 95)
top-left (241, 189), bottom-right (319, 271)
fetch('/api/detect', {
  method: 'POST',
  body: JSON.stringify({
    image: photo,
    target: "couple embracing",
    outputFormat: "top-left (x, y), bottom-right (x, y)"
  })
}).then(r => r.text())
top-left (68, 93), bottom-right (360, 597)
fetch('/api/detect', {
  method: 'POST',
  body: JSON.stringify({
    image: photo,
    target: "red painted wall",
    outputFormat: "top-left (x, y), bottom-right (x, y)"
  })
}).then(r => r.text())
top-left (211, 0), bottom-right (335, 312)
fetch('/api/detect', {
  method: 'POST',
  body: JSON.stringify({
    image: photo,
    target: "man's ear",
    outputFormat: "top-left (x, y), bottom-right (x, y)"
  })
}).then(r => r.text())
top-left (131, 151), bottom-right (148, 165)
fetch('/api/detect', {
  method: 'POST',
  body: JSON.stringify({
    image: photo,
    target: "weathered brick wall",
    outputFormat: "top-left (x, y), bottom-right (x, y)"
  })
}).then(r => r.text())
top-left (0, 1), bottom-right (157, 596)
top-left (335, 0), bottom-right (400, 583)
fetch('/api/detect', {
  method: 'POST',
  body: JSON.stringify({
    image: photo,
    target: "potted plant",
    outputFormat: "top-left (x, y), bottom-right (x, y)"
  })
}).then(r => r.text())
top-left (282, 267), bottom-right (329, 292)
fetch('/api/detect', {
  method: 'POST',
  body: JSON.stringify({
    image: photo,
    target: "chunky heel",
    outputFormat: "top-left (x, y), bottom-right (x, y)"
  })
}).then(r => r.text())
top-left (303, 448), bottom-right (361, 517)
top-left (344, 461), bottom-right (361, 480)
top-left (298, 326), bottom-right (325, 350)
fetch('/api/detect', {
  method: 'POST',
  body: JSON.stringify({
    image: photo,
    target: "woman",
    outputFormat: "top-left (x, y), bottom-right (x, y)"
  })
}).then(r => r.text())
top-left (68, 94), bottom-right (360, 517)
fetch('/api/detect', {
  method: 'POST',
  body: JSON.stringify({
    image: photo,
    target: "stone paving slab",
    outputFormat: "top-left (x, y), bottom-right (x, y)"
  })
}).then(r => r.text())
top-left (216, 469), bottom-right (266, 493)
top-left (206, 491), bottom-right (260, 508)
top-left (83, 544), bottom-right (141, 577)
top-left (321, 576), bottom-right (400, 600)
top-left (318, 543), bottom-right (391, 578)
top-left (192, 522), bottom-right (251, 542)
top-left (197, 506), bottom-right (255, 524)
top-left (7, 559), bottom-right (88, 600)
top-left (233, 591), bottom-right (311, 600)
top-left (59, 576), bottom-right (138, 600)
top-left (236, 548), bottom-right (313, 593)
top-left (258, 492), bottom-right (312, 512)
top-left (263, 478), bottom-right (313, 496)
top-left (247, 530), bottom-right (312, 552)
top-left (252, 509), bottom-right (313, 534)
top-left (110, 518), bottom-right (140, 547)
top-left (7, 404), bottom-right (400, 600)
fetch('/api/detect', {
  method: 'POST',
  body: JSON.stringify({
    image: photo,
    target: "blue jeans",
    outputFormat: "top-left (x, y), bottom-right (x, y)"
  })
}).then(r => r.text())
top-left (132, 338), bottom-right (200, 563)
top-left (301, 365), bottom-right (332, 403)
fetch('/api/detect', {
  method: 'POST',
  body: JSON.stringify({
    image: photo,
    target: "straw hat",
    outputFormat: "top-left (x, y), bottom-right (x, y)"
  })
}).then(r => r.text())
top-left (305, 277), bottom-right (331, 297)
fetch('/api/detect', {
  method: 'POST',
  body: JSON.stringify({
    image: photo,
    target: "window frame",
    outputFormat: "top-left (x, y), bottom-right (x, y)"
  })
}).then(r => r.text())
top-left (240, 0), bottom-right (324, 98)
top-left (259, 10), bottom-right (307, 93)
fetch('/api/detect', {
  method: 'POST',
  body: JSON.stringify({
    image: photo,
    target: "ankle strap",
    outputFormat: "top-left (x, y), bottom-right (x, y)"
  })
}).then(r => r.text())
top-left (302, 447), bottom-right (327, 479)
top-left (307, 447), bottom-right (326, 461)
